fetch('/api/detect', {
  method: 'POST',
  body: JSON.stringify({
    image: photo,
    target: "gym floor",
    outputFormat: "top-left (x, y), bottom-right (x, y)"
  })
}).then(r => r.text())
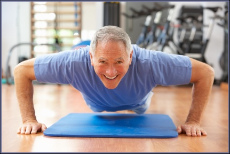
top-left (1, 84), bottom-right (228, 152)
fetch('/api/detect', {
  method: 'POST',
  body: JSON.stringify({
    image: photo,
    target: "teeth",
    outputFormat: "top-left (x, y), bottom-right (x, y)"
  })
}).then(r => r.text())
top-left (105, 75), bottom-right (117, 80)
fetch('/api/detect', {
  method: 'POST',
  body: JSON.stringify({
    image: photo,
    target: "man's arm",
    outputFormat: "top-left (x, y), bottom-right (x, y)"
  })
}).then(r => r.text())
top-left (14, 58), bottom-right (47, 134)
top-left (177, 58), bottom-right (215, 136)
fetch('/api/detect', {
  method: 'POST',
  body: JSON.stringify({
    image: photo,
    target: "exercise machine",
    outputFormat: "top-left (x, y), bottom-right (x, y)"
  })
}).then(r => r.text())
top-left (218, 3), bottom-right (228, 83)
top-left (143, 11), bottom-right (162, 48)
top-left (146, 5), bottom-right (184, 55)
top-left (122, 3), bottom-right (170, 47)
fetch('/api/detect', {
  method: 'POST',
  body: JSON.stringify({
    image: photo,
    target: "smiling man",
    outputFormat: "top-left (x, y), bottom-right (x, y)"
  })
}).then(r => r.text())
top-left (14, 26), bottom-right (214, 137)
top-left (89, 39), bottom-right (132, 89)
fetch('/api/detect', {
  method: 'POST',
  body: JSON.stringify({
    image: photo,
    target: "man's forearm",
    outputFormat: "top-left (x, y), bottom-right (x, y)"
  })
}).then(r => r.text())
top-left (14, 64), bottom-right (37, 123)
top-left (186, 75), bottom-right (214, 124)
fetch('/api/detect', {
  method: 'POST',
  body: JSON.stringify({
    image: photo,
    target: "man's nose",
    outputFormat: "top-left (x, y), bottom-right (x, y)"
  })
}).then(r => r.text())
top-left (106, 65), bottom-right (117, 76)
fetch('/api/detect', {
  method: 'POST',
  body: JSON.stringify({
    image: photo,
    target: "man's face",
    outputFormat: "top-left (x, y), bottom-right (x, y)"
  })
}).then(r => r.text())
top-left (90, 40), bottom-right (133, 89)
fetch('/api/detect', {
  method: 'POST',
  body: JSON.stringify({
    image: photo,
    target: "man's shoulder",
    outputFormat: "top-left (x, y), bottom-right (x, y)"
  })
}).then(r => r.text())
top-left (131, 44), bottom-right (154, 59)
top-left (64, 46), bottom-right (90, 62)
top-left (35, 46), bottom-right (90, 64)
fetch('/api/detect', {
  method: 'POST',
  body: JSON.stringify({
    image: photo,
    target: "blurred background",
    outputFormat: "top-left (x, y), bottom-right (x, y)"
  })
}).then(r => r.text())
top-left (1, 1), bottom-right (228, 86)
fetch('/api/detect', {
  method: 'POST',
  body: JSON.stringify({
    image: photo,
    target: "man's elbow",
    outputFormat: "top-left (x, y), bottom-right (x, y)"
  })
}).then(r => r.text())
top-left (205, 65), bottom-right (215, 84)
top-left (13, 60), bottom-right (36, 81)
top-left (14, 64), bottom-right (24, 80)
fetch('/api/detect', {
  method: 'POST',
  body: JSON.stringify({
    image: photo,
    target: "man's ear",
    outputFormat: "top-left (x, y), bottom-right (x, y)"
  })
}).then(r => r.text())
top-left (129, 50), bottom-right (133, 65)
top-left (89, 52), bottom-right (94, 66)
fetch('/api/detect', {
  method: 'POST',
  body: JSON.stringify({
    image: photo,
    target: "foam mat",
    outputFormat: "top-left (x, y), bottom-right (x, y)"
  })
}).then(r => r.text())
top-left (44, 113), bottom-right (178, 138)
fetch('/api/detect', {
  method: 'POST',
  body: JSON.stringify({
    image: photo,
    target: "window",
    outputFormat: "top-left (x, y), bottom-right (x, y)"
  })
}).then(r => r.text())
top-left (31, 2), bottom-right (82, 57)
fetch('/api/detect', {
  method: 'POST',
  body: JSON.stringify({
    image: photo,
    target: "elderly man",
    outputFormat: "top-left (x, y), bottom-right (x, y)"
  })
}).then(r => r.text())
top-left (14, 26), bottom-right (214, 136)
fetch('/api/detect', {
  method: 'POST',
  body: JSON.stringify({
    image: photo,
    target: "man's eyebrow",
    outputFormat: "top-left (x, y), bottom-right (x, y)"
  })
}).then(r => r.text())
top-left (115, 57), bottom-right (124, 61)
top-left (98, 57), bottom-right (107, 61)
top-left (98, 57), bottom-right (124, 61)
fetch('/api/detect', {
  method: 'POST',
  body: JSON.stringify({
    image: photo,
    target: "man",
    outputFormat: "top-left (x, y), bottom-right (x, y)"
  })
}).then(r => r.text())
top-left (14, 26), bottom-right (214, 137)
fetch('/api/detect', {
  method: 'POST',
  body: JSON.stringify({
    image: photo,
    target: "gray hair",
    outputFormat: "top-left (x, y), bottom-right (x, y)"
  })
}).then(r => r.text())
top-left (90, 26), bottom-right (132, 56)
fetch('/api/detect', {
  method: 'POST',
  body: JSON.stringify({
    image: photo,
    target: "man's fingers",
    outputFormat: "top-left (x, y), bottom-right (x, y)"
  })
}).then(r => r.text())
top-left (201, 129), bottom-right (207, 136)
top-left (191, 126), bottom-right (197, 136)
top-left (25, 125), bottom-right (32, 134)
top-left (196, 128), bottom-right (201, 136)
top-left (178, 124), bottom-right (206, 136)
top-left (41, 124), bottom-right (47, 132)
top-left (31, 126), bottom-right (39, 134)
top-left (21, 126), bottom-right (26, 134)
top-left (17, 127), bottom-right (21, 134)
top-left (177, 126), bottom-right (182, 134)
top-left (17, 122), bottom-right (46, 135)
top-left (185, 127), bottom-right (192, 136)
top-left (182, 125), bottom-right (207, 137)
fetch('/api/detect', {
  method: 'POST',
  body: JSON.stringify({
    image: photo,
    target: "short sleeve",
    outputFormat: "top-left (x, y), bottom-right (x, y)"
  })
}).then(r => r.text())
top-left (34, 51), bottom-right (74, 84)
top-left (149, 51), bottom-right (192, 86)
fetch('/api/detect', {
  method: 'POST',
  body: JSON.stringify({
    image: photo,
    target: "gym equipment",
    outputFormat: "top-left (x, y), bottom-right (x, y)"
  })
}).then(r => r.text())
top-left (199, 6), bottom-right (223, 63)
top-left (44, 113), bottom-right (178, 138)
top-left (179, 6), bottom-right (223, 63)
top-left (146, 5), bottom-right (184, 55)
top-left (176, 5), bottom-right (204, 56)
top-left (122, 4), bottom-right (156, 19)
top-left (4, 42), bottom-right (61, 85)
top-left (155, 5), bottom-right (176, 51)
top-left (147, 5), bottom-right (223, 64)
top-left (136, 15), bottom-right (152, 47)
top-left (177, 15), bottom-right (204, 55)
top-left (143, 11), bottom-right (162, 48)
top-left (218, 3), bottom-right (228, 83)
top-left (122, 3), bottom-right (174, 48)
top-left (123, 5), bottom-right (157, 47)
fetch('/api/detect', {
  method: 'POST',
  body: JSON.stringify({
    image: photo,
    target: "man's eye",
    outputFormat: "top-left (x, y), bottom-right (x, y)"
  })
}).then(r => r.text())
top-left (117, 61), bottom-right (123, 64)
top-left (99, 61), bottom-right (106, 64)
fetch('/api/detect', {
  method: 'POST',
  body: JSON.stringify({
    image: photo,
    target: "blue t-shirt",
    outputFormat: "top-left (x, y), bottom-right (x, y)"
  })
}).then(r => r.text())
top-left (34, 45), bottom-right (191, 111)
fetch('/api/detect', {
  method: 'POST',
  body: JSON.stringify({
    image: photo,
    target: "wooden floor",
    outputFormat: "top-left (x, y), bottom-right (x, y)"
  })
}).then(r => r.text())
top-left (1, 84), bottom-right (229, 152)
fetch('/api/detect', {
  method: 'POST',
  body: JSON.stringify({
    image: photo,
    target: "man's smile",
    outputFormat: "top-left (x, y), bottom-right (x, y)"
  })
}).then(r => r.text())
top-left (104, 75), bottom-right (118, 80)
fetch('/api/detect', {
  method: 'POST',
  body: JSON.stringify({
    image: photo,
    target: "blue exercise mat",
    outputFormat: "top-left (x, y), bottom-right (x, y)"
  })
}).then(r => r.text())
top-left (44, 113), bottom-right (178, 138)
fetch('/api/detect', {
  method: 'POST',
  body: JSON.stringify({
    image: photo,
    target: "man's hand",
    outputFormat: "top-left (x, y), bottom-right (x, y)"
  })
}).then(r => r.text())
top-left (14, 58), bottom-right (46, 135)
top-left (17, 120), bottom-right (47, 134)
top-left (177, 122), bottom-right (207, 137)
top-left (179, 58), bottom-right (214, 137)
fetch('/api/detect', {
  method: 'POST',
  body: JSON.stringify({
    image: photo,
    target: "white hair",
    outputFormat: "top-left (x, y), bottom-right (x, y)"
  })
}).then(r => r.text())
top-left (90, 26), bottom-right (132, 56)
